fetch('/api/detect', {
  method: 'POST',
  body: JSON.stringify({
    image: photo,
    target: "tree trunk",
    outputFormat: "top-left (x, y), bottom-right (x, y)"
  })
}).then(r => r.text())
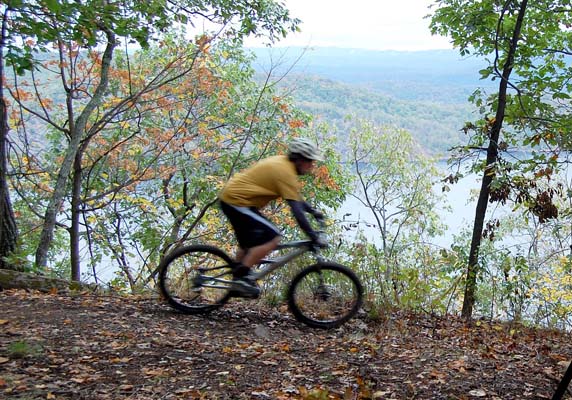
top-left (0, 9), bottom-right (19, 271)
top-left (461, 0), bottom-right (528, 320)
top-left (35, 31), bottom-right (117, 268)
top-left (0, 98), bottom-right (18, 271)
top-left (70, 149), bottom-right (83, 281)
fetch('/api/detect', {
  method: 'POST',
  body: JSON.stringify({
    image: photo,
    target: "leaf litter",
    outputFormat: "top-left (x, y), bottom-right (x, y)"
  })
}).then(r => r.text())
top-left (0, 289), bottom-right (571, 399)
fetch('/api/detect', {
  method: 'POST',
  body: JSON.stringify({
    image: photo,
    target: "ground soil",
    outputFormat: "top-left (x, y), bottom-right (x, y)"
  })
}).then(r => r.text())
top-left (1, 289), bottom-right (571, 399)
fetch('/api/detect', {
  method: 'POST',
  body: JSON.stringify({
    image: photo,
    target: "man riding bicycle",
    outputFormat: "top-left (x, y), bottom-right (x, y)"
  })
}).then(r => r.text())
top-left (218, 138), bottom-right (326, 298)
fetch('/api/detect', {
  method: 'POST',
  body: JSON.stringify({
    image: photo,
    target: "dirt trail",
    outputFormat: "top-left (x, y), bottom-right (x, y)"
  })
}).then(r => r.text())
top-left (0, 289), bottom-right (570, 399)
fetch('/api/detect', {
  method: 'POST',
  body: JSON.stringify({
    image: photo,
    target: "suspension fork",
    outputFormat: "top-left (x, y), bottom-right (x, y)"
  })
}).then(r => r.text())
top-left (312, 253), bottom-right (328, 288)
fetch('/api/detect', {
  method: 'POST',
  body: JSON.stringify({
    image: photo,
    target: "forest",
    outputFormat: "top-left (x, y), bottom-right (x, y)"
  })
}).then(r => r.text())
top-left (2, 0), bottom-right (572, 331)
top-left (3, 0), bottom-right (572, 399)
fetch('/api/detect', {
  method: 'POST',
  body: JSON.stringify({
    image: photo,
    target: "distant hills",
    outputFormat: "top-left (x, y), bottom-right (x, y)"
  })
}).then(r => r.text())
top-left (248, 47), bottom-right (496, 156)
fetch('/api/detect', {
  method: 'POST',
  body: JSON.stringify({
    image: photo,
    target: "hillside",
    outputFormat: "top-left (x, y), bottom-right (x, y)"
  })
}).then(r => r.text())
top-left (279, 73), bottom-right (474, 155)
top-left (249, 47), bottom-right (496, 155)
top-left (249, 47), bottom-right (492, 103)
top-left (1, 289), bottom-right (570, 399)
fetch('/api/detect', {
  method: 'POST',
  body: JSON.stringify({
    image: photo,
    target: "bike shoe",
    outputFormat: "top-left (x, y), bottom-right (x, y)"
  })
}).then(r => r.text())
top-left (231, 262), bottom-right (251, 279)
top-left (230, 276), bottom-right (261, 299)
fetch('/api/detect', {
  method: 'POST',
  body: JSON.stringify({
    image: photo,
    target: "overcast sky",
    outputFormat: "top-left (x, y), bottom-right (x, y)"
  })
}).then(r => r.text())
top-left (245, 0), bottom-right (452, 51)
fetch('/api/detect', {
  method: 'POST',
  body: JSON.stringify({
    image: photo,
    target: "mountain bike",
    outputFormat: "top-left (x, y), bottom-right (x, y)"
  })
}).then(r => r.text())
top-left (158, 230), bottom-right (363, 329)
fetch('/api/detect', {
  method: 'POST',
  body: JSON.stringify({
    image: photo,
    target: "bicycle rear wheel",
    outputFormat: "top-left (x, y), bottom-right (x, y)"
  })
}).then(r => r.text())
top-left (287, 262), bottom-right (363, 329)
top-left (158, 244), bottom-right (234, 314)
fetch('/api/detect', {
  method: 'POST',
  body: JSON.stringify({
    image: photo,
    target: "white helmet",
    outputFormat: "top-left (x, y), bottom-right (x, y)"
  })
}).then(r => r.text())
top-left (288, 138), bottom-right (324, 161)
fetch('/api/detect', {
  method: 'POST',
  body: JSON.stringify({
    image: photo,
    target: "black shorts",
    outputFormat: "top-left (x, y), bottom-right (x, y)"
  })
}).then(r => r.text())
top-left (219, 200), bottom-right (281, 249)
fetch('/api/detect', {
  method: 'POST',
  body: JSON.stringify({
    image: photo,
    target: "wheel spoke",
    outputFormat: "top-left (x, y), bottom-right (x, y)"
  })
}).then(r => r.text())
top-left (288, 263), bottom-right (363, 329)
top-left (159, 245), bottom-right (233, 314)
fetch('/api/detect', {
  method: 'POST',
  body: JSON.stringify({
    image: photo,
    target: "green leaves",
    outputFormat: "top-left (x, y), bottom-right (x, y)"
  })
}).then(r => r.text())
top-left (2, 0), bottom-right (301, 75)
top-left (478, 68), bottom-right (492, 80)
top-left (43, 0), bottom-right (60, 12)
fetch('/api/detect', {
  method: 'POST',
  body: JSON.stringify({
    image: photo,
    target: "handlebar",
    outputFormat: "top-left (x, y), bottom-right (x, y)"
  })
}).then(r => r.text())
top-left (312, 215), bottom-right (329, 249)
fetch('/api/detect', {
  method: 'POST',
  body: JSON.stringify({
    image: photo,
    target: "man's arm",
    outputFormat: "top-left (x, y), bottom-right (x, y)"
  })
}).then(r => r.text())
top-left (287, 199), bottom-right (320, 241)
top-left (301, 201), bottom-right (325, 220)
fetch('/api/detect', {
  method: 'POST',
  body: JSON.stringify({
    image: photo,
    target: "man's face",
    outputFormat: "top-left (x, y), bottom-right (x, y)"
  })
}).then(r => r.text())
top-left (297, 158), bottom-right (316, 175)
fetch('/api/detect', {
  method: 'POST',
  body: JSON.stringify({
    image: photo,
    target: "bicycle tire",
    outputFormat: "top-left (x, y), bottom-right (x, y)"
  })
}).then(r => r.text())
top-left (158, 244), bottom-right (234, 314)
top-left (287, 262), bottom-right (363, 329)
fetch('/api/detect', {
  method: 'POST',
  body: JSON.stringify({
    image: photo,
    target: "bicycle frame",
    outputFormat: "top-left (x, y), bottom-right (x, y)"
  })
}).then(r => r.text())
top-left (196, 240), bottom-right (324, 290)
top-left (251, 240), bottom-right (322, 281)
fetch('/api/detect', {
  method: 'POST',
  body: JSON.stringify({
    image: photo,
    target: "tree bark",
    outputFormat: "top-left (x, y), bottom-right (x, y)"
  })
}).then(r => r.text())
top-left (462, 0), bottom-right (528, 320)
top-left (0, 98), bottom-right (18, 270)
top-left (70, 149), bottom-right (83, 281)
top-left (0, 8), bottom-right (19, 271)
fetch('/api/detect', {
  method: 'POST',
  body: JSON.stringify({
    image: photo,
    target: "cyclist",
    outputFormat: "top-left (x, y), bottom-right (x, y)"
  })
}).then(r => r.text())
top-left (218, 138), bottom-right (326, 298)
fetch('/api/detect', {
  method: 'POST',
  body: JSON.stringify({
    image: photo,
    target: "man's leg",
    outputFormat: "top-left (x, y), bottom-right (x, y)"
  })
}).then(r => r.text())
top-left (231, 237), bottom-right (280, 297)
top-left (242, 236), bottom-right (280, 268)
top-left (232, 237), bottom-right (280, 280)
top-left (219, 201), bottom-right (280, 296)
top-left (235, 248), bottom-right (246, 263)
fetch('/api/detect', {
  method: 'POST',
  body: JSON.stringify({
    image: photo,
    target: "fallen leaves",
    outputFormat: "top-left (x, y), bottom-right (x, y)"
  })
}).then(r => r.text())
top-left (142, 367), bottom-right (169, 378)
top-left (448, 356), bottom-right (471, 373)
top-left (0, 289), bottom-right (570, 399)
top-left (469, 388), bottom-right (487, 397)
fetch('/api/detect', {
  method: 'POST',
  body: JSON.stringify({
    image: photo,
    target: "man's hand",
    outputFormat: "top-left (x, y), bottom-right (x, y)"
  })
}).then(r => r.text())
top-left (312, 209), bottom-right (325, 221)
top-left (312, 235), bottom-right (328, 248)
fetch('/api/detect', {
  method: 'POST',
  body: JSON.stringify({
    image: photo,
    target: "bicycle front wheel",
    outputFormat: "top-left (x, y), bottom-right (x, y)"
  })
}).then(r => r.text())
top-left (287, 262), bottom-right (363, 329)
top-left (158, 244), bottom-right (234, 314)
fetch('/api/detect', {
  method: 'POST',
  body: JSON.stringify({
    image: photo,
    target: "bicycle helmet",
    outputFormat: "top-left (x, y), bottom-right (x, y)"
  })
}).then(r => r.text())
top-left (288, 138), bottom-right (324, 161)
